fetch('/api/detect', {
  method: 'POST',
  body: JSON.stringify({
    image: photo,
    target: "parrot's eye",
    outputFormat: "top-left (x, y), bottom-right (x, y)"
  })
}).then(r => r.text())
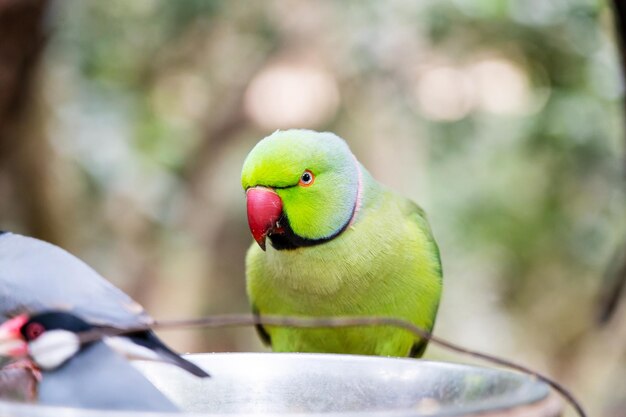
top-left (25, 322), bottom-right (45, 341)
top-left (299, 170), bottom-right (315, 187)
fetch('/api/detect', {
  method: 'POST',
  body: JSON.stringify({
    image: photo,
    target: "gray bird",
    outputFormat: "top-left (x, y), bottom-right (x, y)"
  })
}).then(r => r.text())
top-left (0, 231), bottom-right (208, 378)
top-left (0, 311), bottom-right (180, 411)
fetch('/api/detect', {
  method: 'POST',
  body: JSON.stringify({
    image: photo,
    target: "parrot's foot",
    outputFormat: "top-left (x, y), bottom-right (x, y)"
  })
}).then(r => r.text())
top-left (0, 359), bottom-right (40, 401)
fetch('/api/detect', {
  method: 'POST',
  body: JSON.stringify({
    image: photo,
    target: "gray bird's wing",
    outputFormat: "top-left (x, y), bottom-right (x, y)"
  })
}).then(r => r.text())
top-left (0, 232), bottom-right (152, 328)
top-left (39, 342), bottom-right (180, 412)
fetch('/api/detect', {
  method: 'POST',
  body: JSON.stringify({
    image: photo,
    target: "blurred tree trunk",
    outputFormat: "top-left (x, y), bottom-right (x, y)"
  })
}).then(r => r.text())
top-left (0, 0), bottom-right (64, 244)
top-left (595, 1), bottom-right (626, 324)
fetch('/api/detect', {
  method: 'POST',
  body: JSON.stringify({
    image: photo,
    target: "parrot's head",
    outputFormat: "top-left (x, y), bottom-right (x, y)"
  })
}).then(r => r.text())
top-left (241, 129), bottom-right (360, 250)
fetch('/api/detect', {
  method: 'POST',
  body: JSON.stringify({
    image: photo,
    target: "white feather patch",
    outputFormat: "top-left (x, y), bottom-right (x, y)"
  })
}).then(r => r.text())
top-left (28, 330), bottom-right (80, 370)
top-left (104, 336), bottom-right (161, 362)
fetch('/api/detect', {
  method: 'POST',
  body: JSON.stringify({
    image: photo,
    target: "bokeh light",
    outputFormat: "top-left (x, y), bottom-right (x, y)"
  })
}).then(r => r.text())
top-left (414, 66), bottom-right (475, 121)
top-left (470, 57), bottom-right (533, 115)
top-left (244, 62), bottom-right (340, 129)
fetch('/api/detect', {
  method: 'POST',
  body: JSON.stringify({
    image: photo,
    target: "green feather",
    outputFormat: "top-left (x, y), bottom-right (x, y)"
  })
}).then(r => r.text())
top-left (243, 129), bottom-right (443, 357)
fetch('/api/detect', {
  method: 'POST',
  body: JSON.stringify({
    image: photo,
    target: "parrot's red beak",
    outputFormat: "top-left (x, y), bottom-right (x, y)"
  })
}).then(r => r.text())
top-left (246, 187), bottom-right (283, 251)
top-left (0, 315), bottom-right (28, 358)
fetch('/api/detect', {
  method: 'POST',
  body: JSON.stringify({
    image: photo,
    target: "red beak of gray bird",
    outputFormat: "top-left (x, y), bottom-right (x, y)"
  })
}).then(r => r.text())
top-left (242, 129), bottom-right (443, 357)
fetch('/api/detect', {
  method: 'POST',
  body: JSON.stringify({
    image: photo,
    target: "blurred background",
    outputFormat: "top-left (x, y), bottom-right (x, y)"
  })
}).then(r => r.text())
top-left (0, 0), bottom-right (624, 415)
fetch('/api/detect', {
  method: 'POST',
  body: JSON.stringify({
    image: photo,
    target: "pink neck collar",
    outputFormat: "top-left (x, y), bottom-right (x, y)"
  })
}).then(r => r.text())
top-left (348, 154), bottom-right (363, 227)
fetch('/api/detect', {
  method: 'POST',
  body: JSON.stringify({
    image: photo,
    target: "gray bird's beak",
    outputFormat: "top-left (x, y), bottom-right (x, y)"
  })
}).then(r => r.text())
top-left (0, 315), bottom-right (29, 358)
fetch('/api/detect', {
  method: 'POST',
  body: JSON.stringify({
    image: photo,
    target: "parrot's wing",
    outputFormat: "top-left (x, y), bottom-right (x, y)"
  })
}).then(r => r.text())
top-left (39, 342), bottom-right (180, 412)
top-left (403, 200), bottom-right (443, 357)
top-left (251, 304), bottom-right (272, 346)
top-left (404, 202), bottom-right (442, 275)
top-left (0, 233), bottom-right (152, 328)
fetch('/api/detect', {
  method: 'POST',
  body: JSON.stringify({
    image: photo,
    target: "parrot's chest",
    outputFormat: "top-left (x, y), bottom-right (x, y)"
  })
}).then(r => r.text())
top-left (264, 245), bottom-right (367, 298)
top-left (253, 233), bottom-right (405, 315)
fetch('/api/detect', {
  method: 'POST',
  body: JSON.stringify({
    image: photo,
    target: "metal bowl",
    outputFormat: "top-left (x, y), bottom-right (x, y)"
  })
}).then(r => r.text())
top-left (0, 353), bottom-right (559, 416)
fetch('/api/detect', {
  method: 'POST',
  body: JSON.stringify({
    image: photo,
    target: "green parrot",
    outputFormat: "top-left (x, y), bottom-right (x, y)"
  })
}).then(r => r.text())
top-left (241, 129), bottom-right (442, 357)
